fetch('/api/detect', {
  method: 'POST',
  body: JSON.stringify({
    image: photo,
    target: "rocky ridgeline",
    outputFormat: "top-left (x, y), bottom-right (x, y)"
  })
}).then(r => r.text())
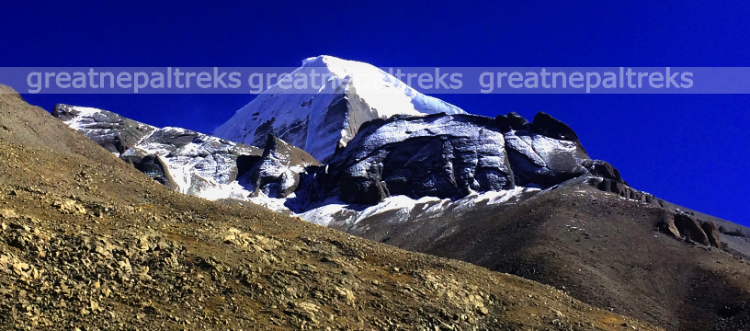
top-left (54, 104), bottom-right (661, 206)
top-left (53, 104), bottom-right (262, 198)
top-left (51, 104), bottom-right (157, 155)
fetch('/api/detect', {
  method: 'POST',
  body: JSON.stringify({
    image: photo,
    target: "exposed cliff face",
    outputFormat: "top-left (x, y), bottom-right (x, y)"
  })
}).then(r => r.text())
top-left (321, 112), bottom-right (597, 205)
top-left (211, 55), bottom-right (466, 162)
top-left (52, 104), bottom-right (324, 212)
top-left (324, 114), bottom-right (514, 205)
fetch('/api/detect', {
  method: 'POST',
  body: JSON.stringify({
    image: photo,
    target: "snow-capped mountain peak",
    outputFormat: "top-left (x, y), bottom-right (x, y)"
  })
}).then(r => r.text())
top-left (211, 55), bottom-right (465, 162)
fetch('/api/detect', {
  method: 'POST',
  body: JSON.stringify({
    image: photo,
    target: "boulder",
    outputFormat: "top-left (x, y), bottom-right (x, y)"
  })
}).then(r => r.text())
top-left (582, 159), bottom-right (623, 182)
top-left (657, 211), bottom-right (681, 238)
top-left (530, 112), bottom-right (584, 145)
top-left (673, 214), bottom-right (710, 245)
top-left (123, 154), bottom-right (179, 191)
top-left (701, 221), bottom-right (722, 248)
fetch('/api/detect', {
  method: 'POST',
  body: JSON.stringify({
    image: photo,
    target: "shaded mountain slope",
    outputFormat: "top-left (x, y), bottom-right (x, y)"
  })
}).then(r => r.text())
top-left (0, 86), bottom-right (661, 329)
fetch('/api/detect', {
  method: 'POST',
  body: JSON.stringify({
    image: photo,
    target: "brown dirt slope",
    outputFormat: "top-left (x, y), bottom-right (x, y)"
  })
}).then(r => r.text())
top-left (340, 178), bottom-right (750, 331)
top-left (0, 85), bottom-right (660, 330)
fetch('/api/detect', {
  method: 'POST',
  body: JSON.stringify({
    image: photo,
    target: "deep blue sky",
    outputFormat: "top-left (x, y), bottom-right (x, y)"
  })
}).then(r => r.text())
top-left (1, 1), bottom-right (748, 224)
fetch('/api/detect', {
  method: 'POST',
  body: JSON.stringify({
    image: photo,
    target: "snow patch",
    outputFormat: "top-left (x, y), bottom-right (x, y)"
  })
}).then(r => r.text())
top-left (293, 187), bottom-right (541, 227)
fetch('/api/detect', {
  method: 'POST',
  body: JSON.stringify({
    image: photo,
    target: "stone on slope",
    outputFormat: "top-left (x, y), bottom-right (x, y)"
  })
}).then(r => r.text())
top-left (674, 213), bottom-right (710, 245)
top-left (701, 221), bottom-right (722, 248)
top-left (124, 154), bottom-right (180, 191)
top-left (658, 211), bottom-right (682, 238)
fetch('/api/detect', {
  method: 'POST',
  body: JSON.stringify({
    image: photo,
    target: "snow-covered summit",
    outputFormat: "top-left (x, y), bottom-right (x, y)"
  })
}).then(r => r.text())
top-left (212, 55), bottom-right (466, 161)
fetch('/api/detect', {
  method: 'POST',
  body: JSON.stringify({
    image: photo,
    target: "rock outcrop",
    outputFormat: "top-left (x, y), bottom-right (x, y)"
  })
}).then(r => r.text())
top-left (54, 100), bottom-right (666, 224)
top-left (674, 213), bottom-right (710, 245)
top-left (658, 212), bottom-right (722, 248)
top-left (658, 211), bottom-right (682, 238)
top-left (701, 221), bottom-right (722, 248)
top-left (495, 112), bottom-right (530, 132)
top-left (325, 114), bottom-right (514, 205)
top-left (322, 112), bottom-right (622, 205)
top-left (241, 134), bottom-right (320, 198)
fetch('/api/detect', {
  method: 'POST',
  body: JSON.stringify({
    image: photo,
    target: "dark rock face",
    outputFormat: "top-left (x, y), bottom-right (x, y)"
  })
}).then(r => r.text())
top-left (495, 112), bottom-right (530, 132)
top-left (321, 111), bottom-right (679, 207)
top-left (530, 112), bottom-right (582, 144)
top-left (657, 212), bottom-right (723, 248)
top-left (236, 154), bottom-right (263, 180)
top-left (324, 112), bottom-right (610, 205)
top-left (51, 104), bottom-right (79, 121)
top-left (139, 128), bottom-right (202, 151)
top-left (125, 155), bottom-right (179, 190)
top-left (326, 114), bottom-right (516, 205)
top-left (582, 159), bottom-right (622, 182)
top-left (505, 133), bottom-right (588, 187)
top-left (117, 127), bottom-right (262, 193)
top-left (501, 112), bottom-right (591, 188)
top-left (596, 178), bottom-right (655, 202)
top-left (321, 111), bottom-right (662, 205)
top-left (242, 134), bottom-right (320, 198)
